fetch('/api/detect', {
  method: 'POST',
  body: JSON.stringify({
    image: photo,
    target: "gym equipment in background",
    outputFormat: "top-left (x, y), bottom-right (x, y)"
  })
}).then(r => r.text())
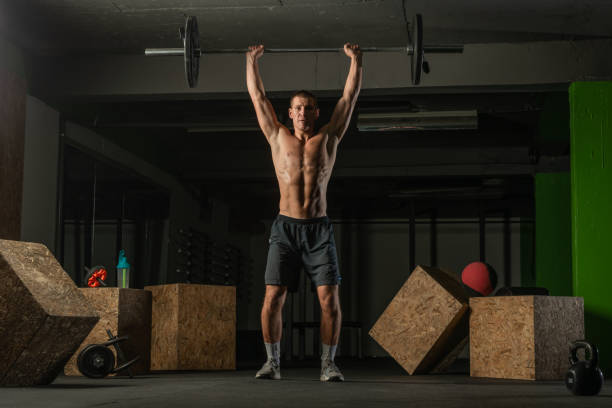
top-left (116, 250), bottom-right (131, 289)
top-left (565, 340), bottom-right (604, 396)
top-left (370, 265), bottom-right (469, 374)
top-left (494, 286), bottom-right (549, 296)
top-left (83, 265), bottom-right (108, 288)
top-left (144, 14), bottom-right (463, 88)
top-left (461, 262), bottom-right (498, 296)
top-left (77, 329), bottom-right (140, 379)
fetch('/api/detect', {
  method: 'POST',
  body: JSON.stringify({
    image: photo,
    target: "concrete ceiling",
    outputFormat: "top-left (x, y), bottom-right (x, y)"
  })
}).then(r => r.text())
top-left (1, 0), bottom-right (611, 55)
top-left (1, 1), bottom-right (583, 215)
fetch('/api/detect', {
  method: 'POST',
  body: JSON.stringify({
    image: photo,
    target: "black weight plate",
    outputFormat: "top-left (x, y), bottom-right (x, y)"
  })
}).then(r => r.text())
top-left (411, 14), bottom-right (423, 85)
top-left (184, 16), bottom-right (200, 88)
top-left (77, 344), bottom-right (115, 379)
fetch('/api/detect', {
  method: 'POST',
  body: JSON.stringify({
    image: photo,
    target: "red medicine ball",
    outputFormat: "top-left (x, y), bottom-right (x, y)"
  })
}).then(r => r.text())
top-left (461, 262), bottom-right (498, 296)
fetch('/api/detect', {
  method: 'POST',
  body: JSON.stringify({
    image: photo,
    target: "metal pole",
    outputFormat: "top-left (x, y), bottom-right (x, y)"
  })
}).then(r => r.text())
top-left (144, 44), bottom-right (463, 57)
top-left (430, 208), bottom-right (437, 267)
top-left (504, 210), bottom-right (511, 286)
top-left (145, 48), bottom-right (185, 56)
top-left (479, 202), bottom-right (486, 262)
top-left (409, 200), bottom-right (416, 272)
top-left (55, 116), bottom-right (65, 264)
top-left (90, 163), bottom-right (97, 264)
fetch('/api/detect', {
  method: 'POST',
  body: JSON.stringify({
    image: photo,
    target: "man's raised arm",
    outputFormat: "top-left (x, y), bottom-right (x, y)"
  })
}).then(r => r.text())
top-left (246, 45), bottom-right (281, 141)
top-left (327, 43), bottom-right (363, 142)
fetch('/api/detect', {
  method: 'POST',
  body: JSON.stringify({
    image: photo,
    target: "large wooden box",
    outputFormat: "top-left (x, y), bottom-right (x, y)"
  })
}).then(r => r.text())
top-left (145, 283), bottom-right (235, 370)
top-left (470, 296), bottom-right (584, 380)
top-left (0, 240), bottom-right (99, 386)
top-left (64, 288), bottom-right (152, 376)
top-left (369, 265), bottom-right (469, 374)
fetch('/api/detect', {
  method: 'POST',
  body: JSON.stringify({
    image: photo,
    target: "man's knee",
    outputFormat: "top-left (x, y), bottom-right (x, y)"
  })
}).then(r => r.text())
top-left (318, 288), bottom-right (341, 316)
top-left (263, 285), bottom-right (287, 311)
top-left (321, 300), bottom-right (341, 317)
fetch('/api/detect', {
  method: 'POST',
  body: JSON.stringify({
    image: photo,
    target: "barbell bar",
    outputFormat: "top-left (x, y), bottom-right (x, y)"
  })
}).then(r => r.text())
top-left (144, 15), bottom-right (464, 88)
top-left (144, 45), bottom-right (462, 55)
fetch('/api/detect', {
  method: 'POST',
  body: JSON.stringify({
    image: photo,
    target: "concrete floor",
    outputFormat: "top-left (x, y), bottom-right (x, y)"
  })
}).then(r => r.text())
top-left (1, 359), bottom-right (610, 408)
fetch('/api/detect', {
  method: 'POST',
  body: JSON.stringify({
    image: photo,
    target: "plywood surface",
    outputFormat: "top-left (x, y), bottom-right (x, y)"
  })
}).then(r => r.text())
top-left (470, 296), bottom-right (536, 380)
top-left (118, 289), bottom-right (152, 375)
top-left (64, 288), bottom-right (151, 376)
top-left (177, 284), bottom-right (236, 370)
top-left (533, 296), bottom-right (584, 380)
top-left (147, 284), bottom-right (179, 371)
top-left (146, 283), bottom-right (235, 371)
top-left (369, 266), bottom-right (468, 374)
top-left (0, 240), bottom-right (98, 385)
top-left (63, 288), bottom-right (119, 376)
top-left (470, 296), bottom-right (584, 380)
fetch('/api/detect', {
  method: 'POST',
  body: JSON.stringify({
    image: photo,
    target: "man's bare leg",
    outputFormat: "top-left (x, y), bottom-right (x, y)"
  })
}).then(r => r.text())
top-left (317, 285), bottom-right (342, 344)
top-left (256, 285), bottom-right (287, 379)
top-left (261, 285), bottom-right (287, 342)
top-left (317, 285), bottom-right (344, 381)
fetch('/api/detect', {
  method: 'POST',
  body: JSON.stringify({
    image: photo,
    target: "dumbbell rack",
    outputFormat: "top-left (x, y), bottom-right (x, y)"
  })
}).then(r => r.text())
top-left (172, 227), bottom-right (252, 303)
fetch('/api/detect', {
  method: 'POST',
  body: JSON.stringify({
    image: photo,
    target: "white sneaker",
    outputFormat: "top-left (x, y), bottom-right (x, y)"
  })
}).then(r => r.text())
top-left (320, 359), bottom-right (344, 382)
top-left (255, 359), bottom-right (281, 380)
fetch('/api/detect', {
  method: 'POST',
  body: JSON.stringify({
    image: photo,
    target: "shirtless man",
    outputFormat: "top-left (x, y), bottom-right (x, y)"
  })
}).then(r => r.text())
top-left (246, 43), bottom-right (362, 382)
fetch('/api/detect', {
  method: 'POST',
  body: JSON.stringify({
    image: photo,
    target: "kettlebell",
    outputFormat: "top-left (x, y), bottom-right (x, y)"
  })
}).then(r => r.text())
top-left (565, 340), bottom-right (604, 396)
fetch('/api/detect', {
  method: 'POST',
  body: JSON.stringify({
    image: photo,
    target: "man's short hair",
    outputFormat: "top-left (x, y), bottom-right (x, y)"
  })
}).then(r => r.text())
top-left (289, 90), bottom-right (318, 108)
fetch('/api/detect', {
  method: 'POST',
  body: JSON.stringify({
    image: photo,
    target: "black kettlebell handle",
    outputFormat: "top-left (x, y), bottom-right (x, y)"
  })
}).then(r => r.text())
top-left (570, 340), bottom-right (599, 367)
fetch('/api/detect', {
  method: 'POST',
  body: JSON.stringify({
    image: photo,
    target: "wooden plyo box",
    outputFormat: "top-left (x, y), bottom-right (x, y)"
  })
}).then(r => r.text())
top-left (145, 283), bottom-right (236, 371)
top-left (470, 296), bottom-right (584, 380)
top-left (369, 265), bottom-right (469, 374)
top-left (64, 288), bottom-right (152, 376)
top-left (0, 240), bottom-right (99, 386)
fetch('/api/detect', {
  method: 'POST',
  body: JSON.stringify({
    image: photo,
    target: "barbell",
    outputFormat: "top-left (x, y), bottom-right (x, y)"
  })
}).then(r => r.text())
top-left (144, 14), bottom-right (463, 88)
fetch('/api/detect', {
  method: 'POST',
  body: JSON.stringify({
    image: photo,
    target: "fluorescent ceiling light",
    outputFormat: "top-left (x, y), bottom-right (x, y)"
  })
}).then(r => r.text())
top-left (187, 125), bottom-right (259, 133)
top-left (357, 110), bottom-right (478, 131)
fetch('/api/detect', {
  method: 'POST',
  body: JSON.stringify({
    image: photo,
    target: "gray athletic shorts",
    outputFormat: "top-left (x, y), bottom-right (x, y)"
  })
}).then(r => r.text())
top-left (264, 214), bottom-right (341, 291)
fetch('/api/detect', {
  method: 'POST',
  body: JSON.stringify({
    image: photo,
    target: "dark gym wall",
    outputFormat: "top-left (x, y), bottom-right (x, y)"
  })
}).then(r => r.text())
top-left (570, 81), bottom-right (612, 372)
top-left (520, 219), bottom-right (535, 287)
top-left (537, 92), bottom-right (570, 149)
top-left (61, 122), bottom-right (237, 286)
top-left (0, 61), bottom-right (27, 240)
top-left (20, 96), bottom-right (60, 251)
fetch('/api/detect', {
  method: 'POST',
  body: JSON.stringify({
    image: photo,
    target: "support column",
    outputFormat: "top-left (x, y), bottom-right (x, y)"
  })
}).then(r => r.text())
top-left (0, 66), bottom-right (26, 240)
top-left (570, 81), bottom-right (612, 371)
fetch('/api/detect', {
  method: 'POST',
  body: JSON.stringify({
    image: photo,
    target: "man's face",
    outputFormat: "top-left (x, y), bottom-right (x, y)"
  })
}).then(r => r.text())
top-left (288, 96), bottom-right (319, 132)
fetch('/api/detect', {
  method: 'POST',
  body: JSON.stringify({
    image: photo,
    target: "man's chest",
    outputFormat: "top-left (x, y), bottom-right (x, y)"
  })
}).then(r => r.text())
top-left (275, 134), bottom-right (330, 169)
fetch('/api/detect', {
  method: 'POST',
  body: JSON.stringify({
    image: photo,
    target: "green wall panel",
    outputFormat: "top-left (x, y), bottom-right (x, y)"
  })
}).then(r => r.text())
top-left (535, 173), bottom-right (572, 296)
top-left (570, 81), bottom-right (612, 373)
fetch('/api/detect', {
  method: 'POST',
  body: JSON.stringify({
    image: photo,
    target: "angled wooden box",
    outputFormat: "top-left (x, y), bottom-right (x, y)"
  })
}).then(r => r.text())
top-left (369, 265), bottom-right (469, 374)
top-left (470, 296), bottom-right (584, 380)
top-left (0, 240), bottom-right (99, 386)
top-left (145, 283), bottom-right (236, 371)
top-left (64, 288), bottom-right (152, 376)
